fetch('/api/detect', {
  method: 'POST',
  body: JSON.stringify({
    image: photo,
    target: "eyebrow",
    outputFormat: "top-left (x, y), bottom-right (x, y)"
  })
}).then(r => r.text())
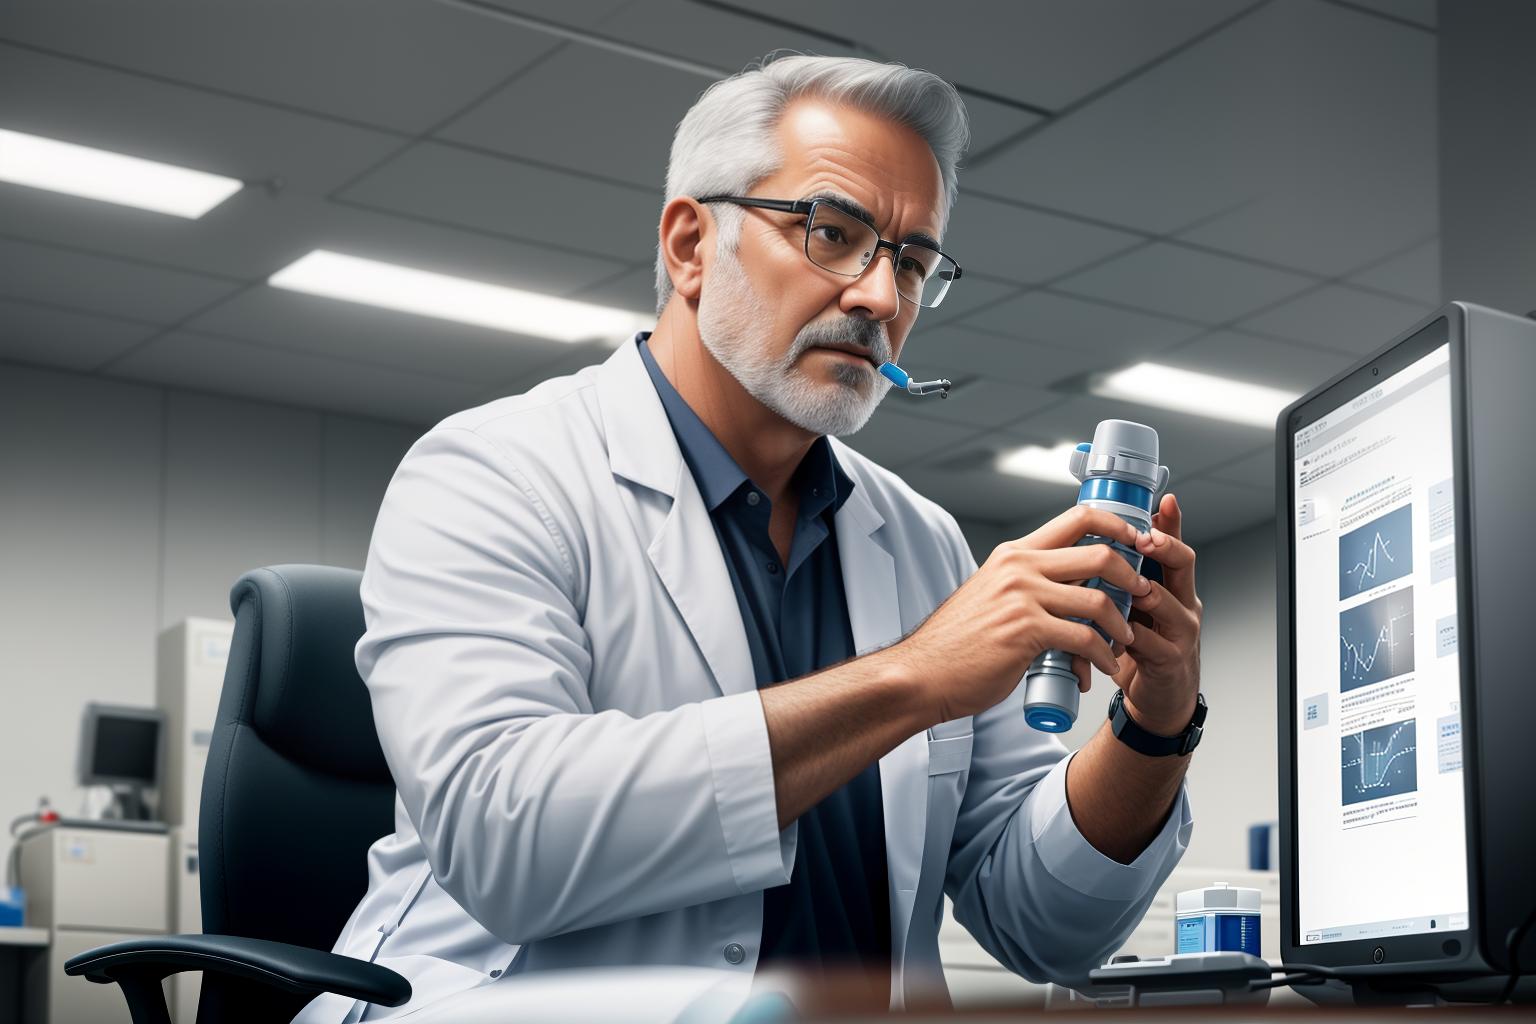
top-left (803, 189), bottom-right (942, 251)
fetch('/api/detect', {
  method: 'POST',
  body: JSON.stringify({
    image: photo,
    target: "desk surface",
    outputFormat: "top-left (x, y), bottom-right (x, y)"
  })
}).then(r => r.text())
top-left (0, 926), bottom-right (48, 947)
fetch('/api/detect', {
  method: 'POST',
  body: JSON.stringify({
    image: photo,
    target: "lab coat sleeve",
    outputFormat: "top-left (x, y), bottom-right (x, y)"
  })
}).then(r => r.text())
top-left (355, 426), bottom-right (792, 945)
top-left (940, 534), bottom-right (1194, 987)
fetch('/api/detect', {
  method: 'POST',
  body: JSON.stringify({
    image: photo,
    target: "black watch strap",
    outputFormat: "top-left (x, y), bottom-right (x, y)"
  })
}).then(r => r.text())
top-left (1108, 690), bottom-right (1206, 757)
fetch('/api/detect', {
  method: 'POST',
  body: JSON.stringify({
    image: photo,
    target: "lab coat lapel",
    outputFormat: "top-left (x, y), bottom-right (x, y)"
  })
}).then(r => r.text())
top-left (595, 339), bottom-right (756, 698)
top-left (834, 478), bottom-right (929, 914)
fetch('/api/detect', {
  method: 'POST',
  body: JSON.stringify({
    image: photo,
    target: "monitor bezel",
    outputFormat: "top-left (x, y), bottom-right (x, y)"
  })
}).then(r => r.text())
top-left (77, 701), bottom-right (167, 791)
top-left (1277, 307), bottom-right (1482, 976)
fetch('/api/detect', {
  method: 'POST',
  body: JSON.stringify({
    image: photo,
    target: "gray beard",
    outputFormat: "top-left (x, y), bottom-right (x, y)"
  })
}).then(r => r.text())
top-left (696, 252), bottom-right (893, 437)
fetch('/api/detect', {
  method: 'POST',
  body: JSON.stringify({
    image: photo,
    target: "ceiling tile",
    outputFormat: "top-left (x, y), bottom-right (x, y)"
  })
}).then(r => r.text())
top-left (961, 0), bottom-right (1429, 247)
top-left (338, 140), bottom-right (660, 264)
top-left (109, 330), bottom-right (493, 426)
top-left (1157, 329), bottom-right (1356, 393)
top-left (0, 298), bottom-right (156, 372)
top-left (959, 2), bottom-right (1293, 231)
top-left (183, 286), bottom-right (612, 387)
top-left (918, 275), bottom-right (1022, 329)
top-left (1054, 243), bottom-right (1315, 324)
top-left (438, 44), bottom-right (708, 191)
top-left (958, 290), bottom-right (1204, 357)
top-left (0, 0), bottom-right (571, 134)
top-left (0, 189), bottom-right (629, 292)
top-left (1346, 240), bottom-right (1441, 304)
top-left (1341, 0), bottom-right (1437, 29)
top-left (568, 265), bottom-right (661, 315)
top-left (1175, 184), bottom-right (1435, 280)
top-left (878, 376), bottom-right (1061, 432)
top-left (591, 1), bottom-right (848, 76)
top-left (763, 0), bottom-right (1251, 110)
top-left (1236, 284), bottom-right (1433, 355)
top-left (0, 236), bottom-right (239, 324)
top-left (1170, 2), bottom-right (1435, 275)
top-left (960, 95), bottom-right (1044, 161)
top-left (0, 46), bottom-right (401, 195)
top-left (946, 193), bottom-right (1142, 286)
top-left (836, 405), bottom-right (977, 467)
top-left (898, 324), bottom-right (1115, 392)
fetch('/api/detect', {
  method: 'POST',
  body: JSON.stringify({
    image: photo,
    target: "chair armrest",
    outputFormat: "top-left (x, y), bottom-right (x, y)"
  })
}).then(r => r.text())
top-left (66, 933), bottom-right (410, 1024)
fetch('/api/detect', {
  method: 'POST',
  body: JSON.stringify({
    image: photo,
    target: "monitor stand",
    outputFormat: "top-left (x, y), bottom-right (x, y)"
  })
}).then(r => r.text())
top-left (105, 784), bottom-right (150, 822)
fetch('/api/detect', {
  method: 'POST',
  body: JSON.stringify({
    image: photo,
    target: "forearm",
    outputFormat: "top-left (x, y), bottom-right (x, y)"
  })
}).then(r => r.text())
top-left (1064, 720), bottom-right (1189, 864)
top-left (760, 647), bottom-right (937, 829)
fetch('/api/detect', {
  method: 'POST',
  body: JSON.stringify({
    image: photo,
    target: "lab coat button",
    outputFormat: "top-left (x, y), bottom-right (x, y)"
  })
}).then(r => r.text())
top-left (746, 491), bottom-right (761, 506)
top-left (723, 942), bottom-right (745, 965)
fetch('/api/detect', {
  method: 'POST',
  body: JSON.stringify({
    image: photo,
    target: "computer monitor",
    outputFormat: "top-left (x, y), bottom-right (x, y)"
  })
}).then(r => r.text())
top-left (1277, 302), bottom-right (1536, 1003)
top-left (77, 702), bottom-right (165, 821)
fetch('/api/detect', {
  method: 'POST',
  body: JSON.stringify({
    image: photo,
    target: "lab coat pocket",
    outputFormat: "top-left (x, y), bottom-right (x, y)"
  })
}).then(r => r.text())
top-left (925, 723), bottom-right (973, 777)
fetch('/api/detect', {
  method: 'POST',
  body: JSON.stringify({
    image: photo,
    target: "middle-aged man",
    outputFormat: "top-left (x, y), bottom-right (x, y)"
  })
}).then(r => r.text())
top-left (295, 54), bottom-right (1201, 1022)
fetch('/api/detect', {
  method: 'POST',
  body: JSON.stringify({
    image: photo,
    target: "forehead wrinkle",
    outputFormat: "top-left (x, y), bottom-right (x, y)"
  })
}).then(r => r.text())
top-left (791, 155), bottom-right (943, 245)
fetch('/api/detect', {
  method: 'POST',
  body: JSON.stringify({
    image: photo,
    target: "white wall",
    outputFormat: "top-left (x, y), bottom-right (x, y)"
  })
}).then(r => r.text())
top-left (0, 360), bottom-right (421, 826)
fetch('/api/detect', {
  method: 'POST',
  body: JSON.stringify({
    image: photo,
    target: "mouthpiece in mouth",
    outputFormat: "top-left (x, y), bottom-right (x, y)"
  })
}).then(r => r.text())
top-left (879, 362), bottom-right (952, 398)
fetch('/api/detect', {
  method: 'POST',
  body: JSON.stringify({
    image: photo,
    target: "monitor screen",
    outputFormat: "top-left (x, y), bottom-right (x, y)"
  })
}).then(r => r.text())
top-left (89, 713), bottom-right (161, 785)
top-left (1291, 341), bottom-right (1468, 946)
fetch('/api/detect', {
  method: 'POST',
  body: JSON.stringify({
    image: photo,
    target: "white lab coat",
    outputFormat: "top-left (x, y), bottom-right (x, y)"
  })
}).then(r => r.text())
top-left (293, 337), bottom-right (1192, 1022)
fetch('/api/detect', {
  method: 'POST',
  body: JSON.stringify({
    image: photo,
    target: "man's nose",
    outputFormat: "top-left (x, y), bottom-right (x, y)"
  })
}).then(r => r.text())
top-left (838, 249), bottom-right (901, 324)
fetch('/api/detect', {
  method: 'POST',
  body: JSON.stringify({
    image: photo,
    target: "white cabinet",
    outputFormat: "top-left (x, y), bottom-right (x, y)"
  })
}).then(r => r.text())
top-left (17, 825), bottom-right (170, 1024)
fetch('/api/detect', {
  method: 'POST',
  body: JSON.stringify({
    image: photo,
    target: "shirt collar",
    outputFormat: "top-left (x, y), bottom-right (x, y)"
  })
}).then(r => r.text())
top-left (636, 333), bottom-right (854, 518)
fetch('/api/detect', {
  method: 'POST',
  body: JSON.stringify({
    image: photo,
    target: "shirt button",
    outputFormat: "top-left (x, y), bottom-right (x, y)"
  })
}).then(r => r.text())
top-left (745, 491), bottom-right (761, 506)
top-left (723, 943), bottom-right (745, 965)
top-left (766, 561), bottom-right (779, 575)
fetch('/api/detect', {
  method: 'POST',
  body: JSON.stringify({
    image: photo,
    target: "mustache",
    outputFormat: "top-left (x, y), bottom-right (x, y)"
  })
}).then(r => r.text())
top-left (790, 317), bottom-right (891, 366)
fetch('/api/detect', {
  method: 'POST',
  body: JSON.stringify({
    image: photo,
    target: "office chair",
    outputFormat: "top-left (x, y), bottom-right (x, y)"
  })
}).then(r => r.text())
top-left (65, 565), bottom-right (410, 1024)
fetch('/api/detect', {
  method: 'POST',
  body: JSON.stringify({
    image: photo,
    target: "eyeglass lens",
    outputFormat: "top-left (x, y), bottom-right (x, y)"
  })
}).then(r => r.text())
top-left (804, 202), bottom-right (956, 308)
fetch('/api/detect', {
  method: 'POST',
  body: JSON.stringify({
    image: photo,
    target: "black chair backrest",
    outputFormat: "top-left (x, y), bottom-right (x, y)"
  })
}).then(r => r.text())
top-left (197, 565), bottom-right (396, 1021)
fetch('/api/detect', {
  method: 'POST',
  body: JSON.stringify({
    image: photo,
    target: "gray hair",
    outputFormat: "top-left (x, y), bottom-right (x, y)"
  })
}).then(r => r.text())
top-left (654, 54), bottom-right (970, 313)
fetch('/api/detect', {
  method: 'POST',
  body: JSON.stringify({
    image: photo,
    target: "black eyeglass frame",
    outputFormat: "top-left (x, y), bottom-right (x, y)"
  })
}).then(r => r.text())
top-left (693, 194), bottom-right (963, 308)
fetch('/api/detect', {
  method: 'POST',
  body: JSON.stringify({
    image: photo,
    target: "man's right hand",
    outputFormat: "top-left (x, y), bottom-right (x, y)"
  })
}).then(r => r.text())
top-left (889, 506), bottom-right (1153, 724)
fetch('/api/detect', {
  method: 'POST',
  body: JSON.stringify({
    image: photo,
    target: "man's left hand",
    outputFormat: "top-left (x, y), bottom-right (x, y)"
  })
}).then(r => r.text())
top-left (1112, 493), bottom-right (1202, 737)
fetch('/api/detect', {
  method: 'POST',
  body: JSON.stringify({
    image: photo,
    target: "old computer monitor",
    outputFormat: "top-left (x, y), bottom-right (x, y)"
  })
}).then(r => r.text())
top-left (1277, 302), bottom-right (1536, 1003)
top-left (78, 702), bottom-right (165, 821)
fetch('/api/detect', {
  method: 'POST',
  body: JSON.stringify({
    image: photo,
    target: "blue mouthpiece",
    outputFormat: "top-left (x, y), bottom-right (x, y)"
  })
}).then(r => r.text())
top-left (878, 362), bottom-right (910, 388)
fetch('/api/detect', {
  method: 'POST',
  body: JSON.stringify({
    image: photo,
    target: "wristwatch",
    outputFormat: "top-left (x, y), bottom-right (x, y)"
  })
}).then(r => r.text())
top-left (1107, 689), bottom-right (1206, 757)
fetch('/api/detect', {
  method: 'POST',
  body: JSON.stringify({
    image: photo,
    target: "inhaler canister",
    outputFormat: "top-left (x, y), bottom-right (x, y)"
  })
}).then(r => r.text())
top-left (1021, 419), bottom-right (1169, 732)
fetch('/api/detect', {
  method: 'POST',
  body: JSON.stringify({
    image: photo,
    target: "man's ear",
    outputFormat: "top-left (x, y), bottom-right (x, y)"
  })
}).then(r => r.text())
top-left (658, 197), bottom-right (710, 302)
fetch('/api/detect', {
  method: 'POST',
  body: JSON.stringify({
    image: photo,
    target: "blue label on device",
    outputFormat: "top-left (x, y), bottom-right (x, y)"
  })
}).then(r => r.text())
top-left (1176, 916), bottom-right (1205, 953)
top-left (1176, 912), bottom-right (1261, 956)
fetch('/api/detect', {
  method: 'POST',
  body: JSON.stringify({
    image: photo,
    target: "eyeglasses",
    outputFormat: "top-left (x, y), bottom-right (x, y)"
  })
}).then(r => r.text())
top-left (694, 195), bottom-right (962, 309)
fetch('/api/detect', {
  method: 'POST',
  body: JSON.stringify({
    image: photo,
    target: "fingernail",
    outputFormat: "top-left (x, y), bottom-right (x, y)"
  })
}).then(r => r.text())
top-left (1136, 574), bottom-right (1151, 593)
top-left (1151, 528), bottom-right (1167, 544)
top-left (1109, 660), bottom-right (1121, 673)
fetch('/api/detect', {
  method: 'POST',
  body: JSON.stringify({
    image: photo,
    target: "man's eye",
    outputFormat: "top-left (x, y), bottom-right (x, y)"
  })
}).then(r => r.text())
top-left (898, 256), bottom-right (927, 277)
top-left (813, 225), bottom-right (847, 244)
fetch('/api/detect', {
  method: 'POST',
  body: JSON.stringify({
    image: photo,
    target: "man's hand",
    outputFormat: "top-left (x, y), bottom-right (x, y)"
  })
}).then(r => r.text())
top-left (1061, 491), bottom-right (1202, 864)
top-left (893, 505), bottom-right (1155, 724)
top-left (1112, 493), bottom-right (1202, 735)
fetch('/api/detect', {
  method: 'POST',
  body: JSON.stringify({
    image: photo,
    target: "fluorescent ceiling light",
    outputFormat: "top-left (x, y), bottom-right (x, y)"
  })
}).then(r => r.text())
top-left (269, 250), bottom-right (653, 344)
top-left (1090, 361), bottom-right (1299, 428)
top-left (996, 441), bottom-right (1082, 485)
top-left (0, 128), bottom-right (242, 218)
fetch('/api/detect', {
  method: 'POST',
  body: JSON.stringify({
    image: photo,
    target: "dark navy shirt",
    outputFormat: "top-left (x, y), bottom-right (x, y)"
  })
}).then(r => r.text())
top-left (637, 336), bottom-right (891, 991)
